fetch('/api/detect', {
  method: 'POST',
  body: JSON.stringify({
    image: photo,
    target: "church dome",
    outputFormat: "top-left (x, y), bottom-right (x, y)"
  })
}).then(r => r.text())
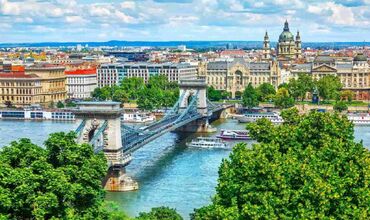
top-left (279, 20), bottom-right (294, 42)
top-left (354, 53), bottom-right (368, 62)
top-left (279, 31), bottom-right (294, 42)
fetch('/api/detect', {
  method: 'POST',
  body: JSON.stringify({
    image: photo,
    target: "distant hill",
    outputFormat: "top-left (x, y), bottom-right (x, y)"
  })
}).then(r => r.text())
top-left (0, 40), bottom-right (367, 50)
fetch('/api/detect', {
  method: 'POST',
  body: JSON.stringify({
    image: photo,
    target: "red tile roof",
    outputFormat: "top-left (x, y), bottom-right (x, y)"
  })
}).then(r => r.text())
top-left (65, 68), bottom-right (96, 75)
top-left (220, 50), bottom-right (247, 57)
top-left (0, 72), bottom-right (39, 79)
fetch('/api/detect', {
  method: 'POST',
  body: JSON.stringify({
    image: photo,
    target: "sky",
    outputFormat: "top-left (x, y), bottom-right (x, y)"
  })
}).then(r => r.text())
top-left (0, 0), bottom-right (369, 43)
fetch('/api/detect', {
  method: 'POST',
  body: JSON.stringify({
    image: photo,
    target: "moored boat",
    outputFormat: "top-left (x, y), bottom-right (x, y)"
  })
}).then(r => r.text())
top-left (237, 112), bottom-right (284, 124)
top-left (216, 129), bottom-right (251, 140)
top-left (348, 113), bottom-right (370, 126)
top-left (186, 137), bottom-right (229, 149)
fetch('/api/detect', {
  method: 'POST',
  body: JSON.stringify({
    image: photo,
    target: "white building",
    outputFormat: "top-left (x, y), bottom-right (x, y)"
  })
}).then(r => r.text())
top-left (65, 68), bottom-right (97, 99)
top-left (97, 62), bottom-right (197, 87)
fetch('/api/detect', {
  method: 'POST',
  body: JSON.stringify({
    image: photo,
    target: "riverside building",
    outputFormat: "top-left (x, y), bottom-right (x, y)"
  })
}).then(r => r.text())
top-left (97, 62), bottom-right (197, 87)
top-left (25, 64), bottom-right (67, 105)
top-left (203, 58), bottom-right (281, 98)
top-left (65, 68), bottom-right (97, 99)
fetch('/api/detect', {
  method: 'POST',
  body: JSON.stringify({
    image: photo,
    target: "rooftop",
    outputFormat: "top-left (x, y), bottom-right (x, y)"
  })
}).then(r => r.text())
top-left (0, 72), bottom-right (39, 79)
top-left (65, 68), bottom-right (96, 75)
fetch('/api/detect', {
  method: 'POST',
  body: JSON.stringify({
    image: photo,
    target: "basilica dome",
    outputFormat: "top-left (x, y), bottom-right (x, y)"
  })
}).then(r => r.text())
top-left (354, 53), bottom-right (368, 62)
top-left (279, 20), bottom-right (294, 42)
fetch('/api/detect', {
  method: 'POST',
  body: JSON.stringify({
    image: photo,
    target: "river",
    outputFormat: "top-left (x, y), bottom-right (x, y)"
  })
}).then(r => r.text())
top-left (0, 119), bottom-right (369, 219)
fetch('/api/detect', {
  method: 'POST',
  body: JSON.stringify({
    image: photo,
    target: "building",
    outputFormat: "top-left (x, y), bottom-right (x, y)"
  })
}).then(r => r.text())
top-left (262, 31), bottom-right (271, 61)
top-left (276, 21), bottom-right (302, 60)
top-left (287, 53), bottom-right (369, 100)
top-left (97, 62), bottom-right (197, 87)
top-left (205, 58), bottom-right (281, 97)
top-left (25, 64), bottom-right (67, 105)
top-left (0, 72), bottom-right (42, 107)
top-left (65, 68), bottom-right (97, 99)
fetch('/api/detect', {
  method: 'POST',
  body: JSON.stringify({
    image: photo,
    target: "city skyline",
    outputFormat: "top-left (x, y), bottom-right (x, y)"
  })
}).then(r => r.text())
top-left (0, 0), bottom-right (369, 43)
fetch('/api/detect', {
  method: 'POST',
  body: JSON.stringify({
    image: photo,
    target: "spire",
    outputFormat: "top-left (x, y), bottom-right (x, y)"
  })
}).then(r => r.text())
top-left (264, 31), bottom-right (269, 41)
top-left (284, 20), bottom-right (289, 31)
top-left (296, 30), bottom-right (301, 41)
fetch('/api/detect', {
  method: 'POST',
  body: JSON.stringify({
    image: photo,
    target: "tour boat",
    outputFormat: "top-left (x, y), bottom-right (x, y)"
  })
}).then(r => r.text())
top-left (186, 137), bottom-right (229, 149)
top-left (347, 113), bottom-right (370, 126)
top-left (216, 129), bottom-right (251, 140)
top-left (238, 112), bottom-right (284, 124)
top-left (121, 112), bottom-right (156, 123)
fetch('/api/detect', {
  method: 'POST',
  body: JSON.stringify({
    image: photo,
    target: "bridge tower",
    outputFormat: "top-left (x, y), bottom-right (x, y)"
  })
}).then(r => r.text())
top-left (179, 79), bottom-right (208, 116)
top-left (177, 79), bottom-right (215, 132)
top-left (73, 101), bottom-right (138, 192)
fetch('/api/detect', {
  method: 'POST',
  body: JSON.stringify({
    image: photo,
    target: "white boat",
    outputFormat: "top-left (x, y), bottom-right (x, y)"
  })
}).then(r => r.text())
top-left (186, 137), bottom-right (229, 149)
top-left (238, 112), bottom-right (284, 124)
top-left (348, 114), bottom-right (370, 126)
top-left (121, 112), bottom-right (156, 123)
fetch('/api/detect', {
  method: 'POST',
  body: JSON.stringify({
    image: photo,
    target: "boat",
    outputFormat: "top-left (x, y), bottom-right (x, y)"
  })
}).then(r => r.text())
top-left (186, 137), bottom-right (229, 149)
top-left (237, 112), bottom-right (284, 124)
top-left (121, 112), bottom-right (156, 123)
top-left (347, 113), bottom-right (370, 126)
top-left (0, 109), bottom-right (75, 121)
top-left (216, 129), bottom-right (251, 140)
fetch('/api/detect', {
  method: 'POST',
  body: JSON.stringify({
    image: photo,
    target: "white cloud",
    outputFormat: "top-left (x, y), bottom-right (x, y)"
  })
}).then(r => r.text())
top-left (65, 16), bottom-right (86, 24)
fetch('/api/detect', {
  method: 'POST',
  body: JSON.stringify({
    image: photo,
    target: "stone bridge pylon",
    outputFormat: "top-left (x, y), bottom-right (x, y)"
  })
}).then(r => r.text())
top-left (73, 102), bottom-right (138, 192)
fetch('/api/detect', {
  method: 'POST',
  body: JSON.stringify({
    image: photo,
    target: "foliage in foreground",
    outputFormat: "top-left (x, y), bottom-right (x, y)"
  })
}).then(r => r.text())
top-left (0, 132), bottom-right (108, 219)
top-left (136, 207), bottom-right (183, 220)
top-left (192, 109), bottom-right (370, 219)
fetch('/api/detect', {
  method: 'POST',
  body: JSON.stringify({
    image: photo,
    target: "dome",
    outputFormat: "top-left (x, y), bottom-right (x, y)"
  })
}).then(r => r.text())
top-left (279, 20), bottom-right (294, 42)
top-left (279, 31), bottom-right (294, 42)
top-left (354, 53), bottom-right (368, 62)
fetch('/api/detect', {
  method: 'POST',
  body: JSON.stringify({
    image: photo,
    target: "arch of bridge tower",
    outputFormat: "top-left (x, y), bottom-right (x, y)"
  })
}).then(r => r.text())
top-left (179, 79), bottom-right (208, 116)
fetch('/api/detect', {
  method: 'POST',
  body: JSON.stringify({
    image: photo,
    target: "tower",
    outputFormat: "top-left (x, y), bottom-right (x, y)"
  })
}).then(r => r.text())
top-left (295, 30), bottom-right (302, 59)
top-left (262, 31), bottom-right (271, 60)
top-left (277, 20), bottom-right (296, 59)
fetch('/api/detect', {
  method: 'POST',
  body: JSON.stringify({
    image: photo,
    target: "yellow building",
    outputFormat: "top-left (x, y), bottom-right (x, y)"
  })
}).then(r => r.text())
top-left (205, 58), bottom-right (281, 98)
top-left (0, 72), bottom-right (42, 106)
top-left (25, 64), bottom-right (67, 105)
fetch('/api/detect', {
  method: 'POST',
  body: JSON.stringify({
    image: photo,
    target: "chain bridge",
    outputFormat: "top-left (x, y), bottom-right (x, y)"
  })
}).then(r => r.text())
top-left (72, 79), bottom-right (233, 191)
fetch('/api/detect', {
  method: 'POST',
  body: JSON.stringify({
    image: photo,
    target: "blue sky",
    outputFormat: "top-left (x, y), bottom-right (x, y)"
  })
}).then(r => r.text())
top-left (0, 0), bottom-right (369, 43)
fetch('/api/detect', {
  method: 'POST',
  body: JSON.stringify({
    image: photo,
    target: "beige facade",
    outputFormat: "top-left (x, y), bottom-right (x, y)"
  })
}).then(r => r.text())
top-left (205, 58), bottom-right (281, 97)
top-left (0, 73), bottom-right (42, 107)
top-left (25, 65), bottom-right (67, 105)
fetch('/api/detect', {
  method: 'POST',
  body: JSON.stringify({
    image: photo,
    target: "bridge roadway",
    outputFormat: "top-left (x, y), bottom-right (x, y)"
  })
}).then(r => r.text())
top-left (120, 103), bottom-right (227, 156)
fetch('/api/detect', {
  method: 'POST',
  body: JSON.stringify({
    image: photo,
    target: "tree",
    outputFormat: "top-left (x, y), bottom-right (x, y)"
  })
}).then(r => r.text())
top-left (192, 110), bottom-right (370, 219)
top-left (121, 77), bottom-right (145, 100)
top-left (274, 87), bottom-right (295, 109)
top-left (288, 73), bottom-right (314, 101)
top-left (235, 91), bottom-right (242, 99)
top-left (207, 86), bottom-right (222, 101)
top-left (112, 89), bottom-right (129, 103)
top-left (340, 90), bottom-right (355, 102)
top-left (4, 100), bottom-right (12, 108)
top-left (242, 83), bottom-right (259, 109)
top-left (136, 207), bottom-right (183, 220)
top-left (0, 132), bottom-right (108, 219)
top-left (316, 75), bottom-right (342, 101)
top-left (256, 83), bottom-right (276, 102)
top-left (56, 101), bottom-right (64, 108)
top-left (334, 101), bottom-right (348, 112)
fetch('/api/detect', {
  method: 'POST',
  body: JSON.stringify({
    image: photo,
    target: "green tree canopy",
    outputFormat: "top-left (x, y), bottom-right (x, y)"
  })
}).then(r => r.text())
top-left (0, 132), bottom-right (108, 219)
top-left (136, 207), bottom-right (183, 220)
top-left (256, 83), bottom-right (276, 102)
top-left (207, 86), bottom-right (222, 101)
top-left (274, 87), bottom-right (295, 109)
top-left (340, 90), bottom-right (355, 102)
top-left (334, 101), bottom-right (348, 112)
top-left (242, 83), bottom-right (259, 109)
top-left (288, 73), bottom-right (315, 101)
top-left (121, 77), bottom-right (145, 100)
top-left (316, 75), bottom-right (342, 101)
top-left (192, 109), bottom-right (370, 219)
